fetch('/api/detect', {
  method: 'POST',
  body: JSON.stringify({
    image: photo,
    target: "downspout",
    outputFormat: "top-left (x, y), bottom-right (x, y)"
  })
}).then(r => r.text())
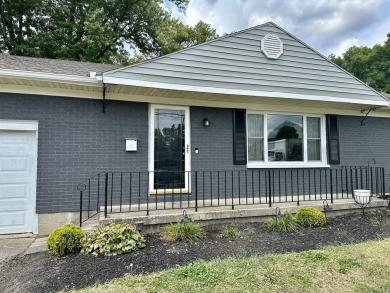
top-left (102, 83), bottom-right (106, 113)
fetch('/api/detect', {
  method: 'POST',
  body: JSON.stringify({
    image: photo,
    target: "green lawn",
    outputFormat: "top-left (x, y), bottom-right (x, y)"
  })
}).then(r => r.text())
top-left (68, 239), bottom-right (390, 293)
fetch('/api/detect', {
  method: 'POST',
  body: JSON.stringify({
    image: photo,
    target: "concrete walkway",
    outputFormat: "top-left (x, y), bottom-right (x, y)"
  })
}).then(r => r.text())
top-left (0, 234), bottom-right (47, 265)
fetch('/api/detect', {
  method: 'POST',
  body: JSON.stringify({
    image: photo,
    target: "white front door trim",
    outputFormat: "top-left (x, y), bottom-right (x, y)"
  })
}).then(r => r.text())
top-left (148, 104), bottom-right (191, 193)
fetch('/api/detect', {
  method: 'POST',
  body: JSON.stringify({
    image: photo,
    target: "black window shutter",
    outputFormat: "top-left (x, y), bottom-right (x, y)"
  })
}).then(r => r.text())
top-left (233, 109), bottom-right (247, 165)
top-left (326, 115), bottom-right (340, 164)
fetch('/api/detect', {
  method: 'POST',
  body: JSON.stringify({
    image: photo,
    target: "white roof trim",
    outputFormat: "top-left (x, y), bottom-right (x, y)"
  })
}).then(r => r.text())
top-left (103, 76), bottom-right (390, 107)
top-left (0, 69), bottom-right (101, 87)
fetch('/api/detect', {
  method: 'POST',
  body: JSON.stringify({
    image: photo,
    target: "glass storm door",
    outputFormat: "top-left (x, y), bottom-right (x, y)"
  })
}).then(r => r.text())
top-left (149, 105), bottom-right (190, 192)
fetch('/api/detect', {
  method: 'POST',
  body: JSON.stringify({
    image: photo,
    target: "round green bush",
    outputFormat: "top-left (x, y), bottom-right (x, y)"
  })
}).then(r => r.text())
top-left (81, 223), bottom-right (146, 256)
top-left (296, 207), bottom-right (327, 227)
top-left (47, 224), bottom-right (85, 256)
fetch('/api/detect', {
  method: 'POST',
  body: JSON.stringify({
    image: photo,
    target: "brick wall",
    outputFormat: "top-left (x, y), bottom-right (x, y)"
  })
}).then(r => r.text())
top-left (1, 93), bottom-right (388, 213)
top-left (0, 93), bottom-right (148, 213)
top-left (338, 115), bottom-right (390, 186)
top-left (190, 106), bottom-right (243, 170)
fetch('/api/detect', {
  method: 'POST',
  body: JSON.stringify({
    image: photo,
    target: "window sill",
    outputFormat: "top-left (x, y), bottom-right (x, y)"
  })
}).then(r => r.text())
top-left (246, 162), bottom-right (330, 169)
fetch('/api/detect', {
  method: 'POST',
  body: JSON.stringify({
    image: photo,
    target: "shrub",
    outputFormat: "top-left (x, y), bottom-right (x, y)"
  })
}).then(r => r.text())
top-left (161, 222), bottom-right (204, 243)
top-left (266, 212), bottom-right (301, 232)
top-left (81, 223), bottom-right (146, 256)
top-left (47, 224), bottom-right (85, 256)
top-left (218, 225), bottom-right (242, 239)
top-left (296, 207), bottom-right (327, 227)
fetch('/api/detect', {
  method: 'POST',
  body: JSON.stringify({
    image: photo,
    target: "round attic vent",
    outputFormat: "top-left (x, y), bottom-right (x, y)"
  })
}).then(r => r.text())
top-left (261, 33), bottom-right (283, 59)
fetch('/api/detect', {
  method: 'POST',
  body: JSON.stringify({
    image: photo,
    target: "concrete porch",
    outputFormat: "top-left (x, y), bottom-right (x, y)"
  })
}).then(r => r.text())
top-left (81, 197), bottom-right (389, 234)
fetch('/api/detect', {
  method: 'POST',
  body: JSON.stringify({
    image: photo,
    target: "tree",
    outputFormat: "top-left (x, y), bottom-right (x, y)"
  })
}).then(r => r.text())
top-left (127, 20), bottom-right (217, 64)
top-left (0, 0), bottom-right (217, 64)
top-left (330, 33), bottom-right (390, 93)
top-left (276, 126), bottom-right (299, 140)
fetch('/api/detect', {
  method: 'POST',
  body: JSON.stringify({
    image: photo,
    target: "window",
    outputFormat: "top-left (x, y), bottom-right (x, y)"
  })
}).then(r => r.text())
top-left (247, 114), bottom-right (264, 161)
top-left (246, 112), bottom-right (327, 167)
top-left (307, 117), bottom-right (321, 161)
top-left (268, 114), bottom-right (303, 162)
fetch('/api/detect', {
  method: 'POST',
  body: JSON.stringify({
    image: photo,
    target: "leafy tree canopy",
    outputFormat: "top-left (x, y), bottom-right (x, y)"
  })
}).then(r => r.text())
top-left (0, 0), bottom-right (217, 64)
top-left (276, 126), bottom-right (299, 140)
top-left (329, 33), bottom-right (390, 93)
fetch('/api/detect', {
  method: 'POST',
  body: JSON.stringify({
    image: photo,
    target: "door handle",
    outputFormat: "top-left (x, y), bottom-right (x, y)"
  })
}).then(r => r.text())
top-left (186, 144), bottom-right (189, 154)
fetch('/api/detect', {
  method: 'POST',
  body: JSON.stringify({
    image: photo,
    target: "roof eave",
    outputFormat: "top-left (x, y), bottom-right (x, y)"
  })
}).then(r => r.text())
top-left (102, 76), bottom-right (390, 107)
top-left (0, 69), bottom-right (101, 87)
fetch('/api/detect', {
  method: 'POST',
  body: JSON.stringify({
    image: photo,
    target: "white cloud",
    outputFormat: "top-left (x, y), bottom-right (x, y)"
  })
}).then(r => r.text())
top-left (170, 0), bottom-right (389, 56)
top-left (333, 38), bottom-right (360, 56)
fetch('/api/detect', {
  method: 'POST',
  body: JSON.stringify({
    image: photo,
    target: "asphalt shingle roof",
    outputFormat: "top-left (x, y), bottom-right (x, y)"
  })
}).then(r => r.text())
top-left (0, 54), bottom-right (120, 77)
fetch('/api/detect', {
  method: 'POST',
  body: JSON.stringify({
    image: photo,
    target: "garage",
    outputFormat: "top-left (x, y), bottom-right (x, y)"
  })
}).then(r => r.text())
top-left (0, 121), bottom-right (38, 234)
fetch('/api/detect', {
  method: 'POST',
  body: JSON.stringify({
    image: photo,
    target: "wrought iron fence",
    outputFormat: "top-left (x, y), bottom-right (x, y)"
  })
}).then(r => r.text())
top-left (78, 166), bottom-right (386, 226)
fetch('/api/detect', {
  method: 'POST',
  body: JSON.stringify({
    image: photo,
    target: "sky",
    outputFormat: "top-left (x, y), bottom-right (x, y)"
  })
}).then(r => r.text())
top-left (166, 0), bottom-right (390, 57)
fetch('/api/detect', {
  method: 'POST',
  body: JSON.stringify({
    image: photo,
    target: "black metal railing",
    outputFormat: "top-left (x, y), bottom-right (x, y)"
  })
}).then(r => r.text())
top-left (78, 166), bottom-right (386, 226)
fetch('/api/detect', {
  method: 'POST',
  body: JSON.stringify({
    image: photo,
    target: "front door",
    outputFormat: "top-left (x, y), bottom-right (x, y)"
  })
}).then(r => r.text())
top-left (149, 105), bottom-right (190, 193)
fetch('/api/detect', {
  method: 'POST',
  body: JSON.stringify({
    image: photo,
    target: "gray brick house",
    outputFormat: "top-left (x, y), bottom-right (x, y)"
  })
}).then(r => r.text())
top-left (0, 22), bottom-right (389, 235)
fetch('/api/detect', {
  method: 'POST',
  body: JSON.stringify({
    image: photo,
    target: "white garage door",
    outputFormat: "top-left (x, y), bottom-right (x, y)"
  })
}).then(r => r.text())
top-left (0, 130), bottom-right (37, 234)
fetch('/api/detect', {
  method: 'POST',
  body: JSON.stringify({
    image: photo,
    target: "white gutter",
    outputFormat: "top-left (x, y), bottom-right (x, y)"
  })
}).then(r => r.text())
top-left (102, 76), bottom-right (390, 107)
top-left (0, 69), bottom-right (101, 87)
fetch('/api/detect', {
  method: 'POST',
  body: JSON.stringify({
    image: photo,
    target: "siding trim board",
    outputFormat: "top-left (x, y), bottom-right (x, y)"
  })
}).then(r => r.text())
top-left (104, 77), bottom-right (389, 107)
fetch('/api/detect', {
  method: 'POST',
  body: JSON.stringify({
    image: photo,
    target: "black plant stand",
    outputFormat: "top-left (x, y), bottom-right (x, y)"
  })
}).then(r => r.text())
top-left (353, 194), bottom-right (372, 216)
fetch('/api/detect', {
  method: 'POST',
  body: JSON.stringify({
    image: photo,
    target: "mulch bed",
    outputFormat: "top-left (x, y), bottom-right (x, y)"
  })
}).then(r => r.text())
top-left (1, 209), bottom-right (390, 293)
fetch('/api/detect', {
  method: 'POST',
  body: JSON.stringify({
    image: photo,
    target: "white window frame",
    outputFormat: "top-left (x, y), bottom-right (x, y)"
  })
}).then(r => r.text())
top-left (246, 111), bottom-right (328, 168)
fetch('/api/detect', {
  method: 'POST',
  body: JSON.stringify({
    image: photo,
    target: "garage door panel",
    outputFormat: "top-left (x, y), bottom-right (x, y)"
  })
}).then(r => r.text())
top-left (0, 129), bottom-right (37, 234)
top-left (0, 131), bottom-right (34, 151)
top-left (0, 156), bottom-right (29, 172)
top-left (0, 183), bottom-right (27, 199)
top-left (0, 210), bottom-right (35, 234)
top-left (0, 211), bottom-right (26, 226)
top-left (0, 131), bottom-right (29, 142)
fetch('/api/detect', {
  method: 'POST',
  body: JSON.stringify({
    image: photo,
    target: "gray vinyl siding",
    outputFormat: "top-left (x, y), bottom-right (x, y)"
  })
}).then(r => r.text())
top-left (106, 22), bottom-right (384, 103)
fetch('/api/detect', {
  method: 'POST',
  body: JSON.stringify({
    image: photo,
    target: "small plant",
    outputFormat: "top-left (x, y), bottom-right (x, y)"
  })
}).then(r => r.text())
top-left (161, 221), bottom-right (204, 243)
top-left (296, 207), bottom-right (327, 227)
top-left (218, 225), bottom-right (242, 239)
top-left (266, 212), bottom-right (301, 232)
top-left (299, 251), bottom-right (329, 263)
top-left (173, 261), bottom-right (222, 286)
top-left (47, 224), bottom-right (85, 256)
top-left (81, 223), bottom-right (146, 256)
top-left (338, 257), bottom-right (361, 274)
